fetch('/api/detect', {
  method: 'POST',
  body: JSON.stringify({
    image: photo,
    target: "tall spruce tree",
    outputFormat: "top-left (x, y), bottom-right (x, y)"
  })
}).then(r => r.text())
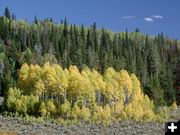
top-left (4, 7), bottom-right (11, 19)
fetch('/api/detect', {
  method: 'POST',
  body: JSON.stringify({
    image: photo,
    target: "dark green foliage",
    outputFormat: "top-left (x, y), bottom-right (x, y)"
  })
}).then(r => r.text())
top-left (150, 75), bottom-right (166, 106)
top-left (175, 61), bottom-right (180, 104)
top-left (21, 48), bottom-right (32, 64)
top-left (0, 8), bottom-right (179, 106)
top-left (12, 13), bottom-right (16, 20)
top-left (4, 7), bottom-right (11, 19)
top-left (159, 69), bottom-right (176, 106)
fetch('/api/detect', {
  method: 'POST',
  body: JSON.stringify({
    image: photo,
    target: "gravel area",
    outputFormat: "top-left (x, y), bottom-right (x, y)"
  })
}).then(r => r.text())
top-left (0, 104), bottom-right (179, 135)
top-left (0, 116), bottom-right (165, 135)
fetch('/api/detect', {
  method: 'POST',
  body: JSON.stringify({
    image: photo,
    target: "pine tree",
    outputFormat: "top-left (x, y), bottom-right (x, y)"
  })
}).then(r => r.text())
top-left (34, 16), bottom-right (38, 24)
top-left (12, 13), bottom-right (16, 20)
top-left (4, 7), bottom-right (11, 19)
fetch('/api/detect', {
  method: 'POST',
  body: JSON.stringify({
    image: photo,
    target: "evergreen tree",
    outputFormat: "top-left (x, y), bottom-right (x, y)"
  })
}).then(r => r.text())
top-left (4, 7), bottom-right (11, 19)
top-left (34, 16), bottom-right (38, 24)
top-left (12, 13), bottom-right (16, 20)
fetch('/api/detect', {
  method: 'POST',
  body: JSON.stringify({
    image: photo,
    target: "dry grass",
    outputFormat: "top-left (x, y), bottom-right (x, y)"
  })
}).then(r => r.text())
top-left (0, 130), bottom-right (40, 135)
top-left (0, 130), bottom-right (17, 135)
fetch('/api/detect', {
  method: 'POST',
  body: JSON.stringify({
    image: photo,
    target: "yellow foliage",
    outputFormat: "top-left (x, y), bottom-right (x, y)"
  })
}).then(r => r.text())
top-left (124, 103), bottom-right (133, 118)
top-left (71, 103), bottom-right (80, 119)
top-left (119, 70), bottom-right (132, 96)
top-left (105, 67), bottom-right (116, 81)
top-left (19, 63), bottom-right (29, 82)
top-left (35, 79), bottom-right (45, 95)
top-left (104, 82), bottom-right (114, 101)
top-left (92, 105), bottom-right (111, 125)
top-left (38, 101), bottom-right (47, 116)
top-left (170, 101), bottom-right (178, 110)
top-left (99, 105), bottom-right (112, 125)
top-left (69, 65), bottom-right (80, 77)
top-left (5, 87), bottom-right (21, 111)
top-left (46, 100), bottom-right (56, 114)
top-left (103, 105), bottom-right (111, 121)
top-left (91, 70), bottom-right (106, 91)
top-left (131, 74), bottom-right (140, 89)
top-left (14, 63), bottom-right (159, 122)
top-left (113, 101), bottom-right (124, 117)
top-left (42, 63), bottom-right (57, 91)
top-left (60, 101), bottom-right (71, 117)
top-left (79, 106), bottom-right (90, 122)
top-left (15, 98), bottom-right (27, 114)
top-left (67, 66), bottom-right (95, 103)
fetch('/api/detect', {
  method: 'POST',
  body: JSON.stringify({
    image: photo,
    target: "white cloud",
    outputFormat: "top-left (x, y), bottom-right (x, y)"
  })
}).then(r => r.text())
top-left (144, 17), bottom-right (153, 22)
top-left (151, 15), bottom-right (164, 19)
top-left (121, 16), bottom-right (136, 19)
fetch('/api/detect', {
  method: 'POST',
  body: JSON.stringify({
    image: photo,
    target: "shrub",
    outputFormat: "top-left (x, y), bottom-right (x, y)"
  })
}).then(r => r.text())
top-left (79, 106), bottom-right (90, 122)
top-left (15, 97), bottom-right (27, 115)
top-left (38, 101), bottom-right (47, 117)
top-left (26, 95), bottom-right (39, 115)
top-left (92, 105), bottom-right (111, 125)
top-left (113, 101), bottom-right (124, 118)
top-left (46, 100), bottom-right (57, 115)
top-left (101, 105), bottom-right (111, 125)
top-left (155, 106), bottom-right (170, 122)
top-left (59, 101), bottom-right (71, 118)
top-left (5, 87), bottom-right (21, 112)
top-left (70, 102), bottom-right (80, 119)
top-left (170, 101), bottom-right (178, 110)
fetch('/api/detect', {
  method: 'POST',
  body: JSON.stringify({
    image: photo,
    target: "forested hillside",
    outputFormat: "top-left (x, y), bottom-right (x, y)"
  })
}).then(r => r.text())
top-left (0, 8), bottom-right (180, 123)
top-left (0, 7), bottom-right (180, 112)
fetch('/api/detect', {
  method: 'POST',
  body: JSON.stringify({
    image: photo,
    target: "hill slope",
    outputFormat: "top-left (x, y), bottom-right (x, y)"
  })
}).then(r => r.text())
top-left (0, 16), bottom-right (179, 105)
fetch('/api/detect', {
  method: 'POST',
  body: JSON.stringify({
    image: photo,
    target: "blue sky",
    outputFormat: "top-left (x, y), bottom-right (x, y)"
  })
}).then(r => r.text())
top-left (0, 0), bottom-right (180, 39)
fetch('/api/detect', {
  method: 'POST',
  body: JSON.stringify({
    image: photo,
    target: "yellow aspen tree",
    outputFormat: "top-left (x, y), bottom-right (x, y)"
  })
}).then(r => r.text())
top-left (119, 70), bottom-right (133, 107)
top-left (15, 95), bottom-right (28, 115)
top-left (19, 63), bottom-right (30, 91)
top-left (67, 65), bottom-right (82, 103)
top-left (68, 65), bottom-right (94, 106)
top-left (38, 101), bottom-right (47, 117)
top-left (23, 64), bottom-right (39, 95)
top-left (104, 68), bottom-right (121, 105)
top-left (90, 69), bottom-right (106, 105)
top-left (170, 101), bottom-right (178, 110)
top-left (53, 64), bottom-right (69, 103)
top-left (94, 105), bottom-right (111, 125)
top-left (79, 106), bottom-right (91, 122)
top-left (71, 102), bottom-right (80, 119)
top-left (62, 68), bottom-right (70, 102)
top-left (59, 100), bottom-right (71, 118)
top-left (142, 95), bottom-right (155, 120)
top-left (5, 87), bottom-right (21, 112)
top-left (46, 100), bottom-right (57, 115)
top-left (34, 79), bottom-right (45, 96)
top-left (42, 62), bottom-right (57, 99)
top-left (19, 63), bottom-right (29, 83)
top-left (113, 101), bottom-right (124, 118)
top-left (81, 70), bottom-right (95, 105)
top-left (127, 73), bottom-right (155, 120)
top-left (119, 70), bottom-right (132, 96)
top-left (102, 105), bottom-right (111, 125)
